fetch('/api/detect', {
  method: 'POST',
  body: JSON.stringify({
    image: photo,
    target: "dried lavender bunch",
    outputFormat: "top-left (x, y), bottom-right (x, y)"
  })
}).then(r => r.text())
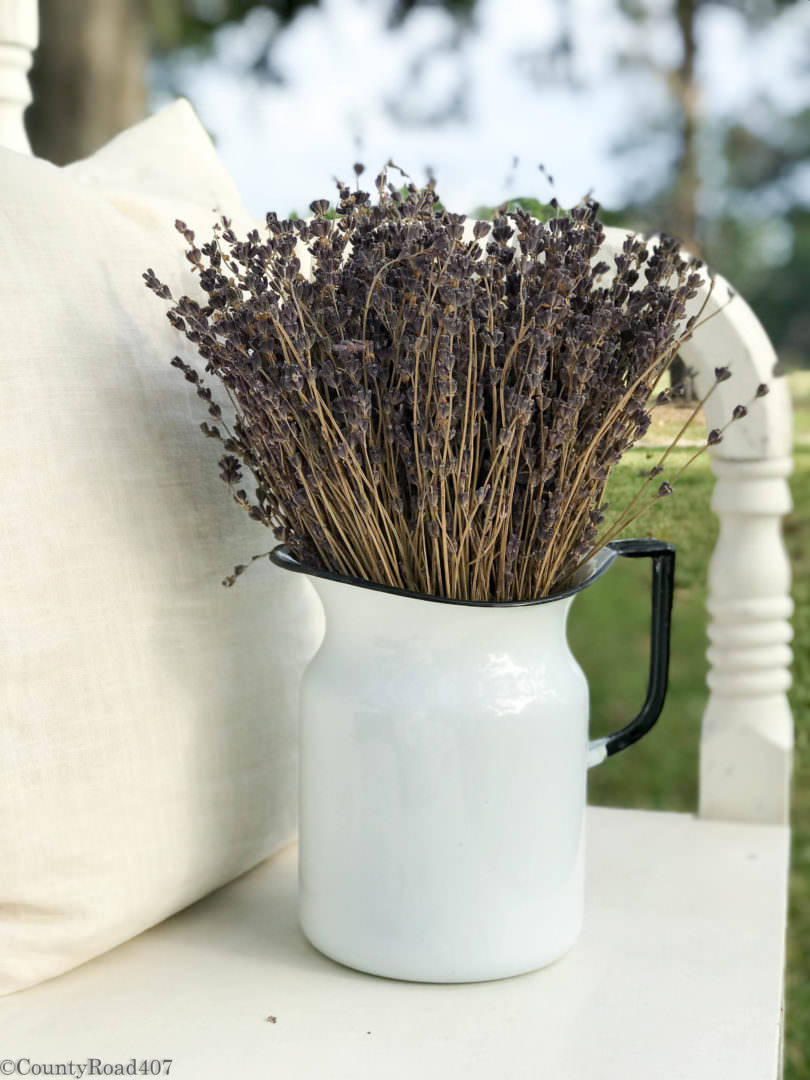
top-left (145, 165), bottom-right (741, 601)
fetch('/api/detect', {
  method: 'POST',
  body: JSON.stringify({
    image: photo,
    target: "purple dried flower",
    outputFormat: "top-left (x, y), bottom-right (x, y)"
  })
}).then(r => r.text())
top-left (219, 456), bottom-right (242, 484)
top-left (149, 166), bottom-right (714, 601)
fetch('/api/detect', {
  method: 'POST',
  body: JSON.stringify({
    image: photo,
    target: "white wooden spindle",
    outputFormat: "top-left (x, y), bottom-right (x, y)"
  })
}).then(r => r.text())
top-left (675, 276), bottom-right (793, 824)
top-left (700, 456), bottom-right (794, 822)
top-left (600, 228), bottom-right (794, 824)
top-left (0, 0), bottom-right (37, 153)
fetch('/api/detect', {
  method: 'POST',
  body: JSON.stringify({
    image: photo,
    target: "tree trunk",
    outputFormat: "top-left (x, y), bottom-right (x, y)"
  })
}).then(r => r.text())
top-left (25, 0), bottom-right (148, 165)
top-left (672, 0), bottom-right (699, 251)
top-left (668, 0), bottom-right (700, 401)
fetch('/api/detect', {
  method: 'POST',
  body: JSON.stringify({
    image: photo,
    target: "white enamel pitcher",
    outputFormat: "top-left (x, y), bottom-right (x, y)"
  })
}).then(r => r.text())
top-left (271, 538), bottom-right (675, 983)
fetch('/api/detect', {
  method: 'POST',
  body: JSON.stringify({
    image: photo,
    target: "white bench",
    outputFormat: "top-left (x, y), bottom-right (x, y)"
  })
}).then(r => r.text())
top-left (1, 4), bottom-right (793, 1077)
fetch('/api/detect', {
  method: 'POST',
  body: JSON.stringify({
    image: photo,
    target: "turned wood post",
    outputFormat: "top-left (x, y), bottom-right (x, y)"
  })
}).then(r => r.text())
top-left (683, 276), bottom-right (794, 824)
top-left (0, 0), bottom-right (37, 153)
top-left (600, 229), bottom-right (794, 824)
top-left (700, 455), bottom-right (793, 823)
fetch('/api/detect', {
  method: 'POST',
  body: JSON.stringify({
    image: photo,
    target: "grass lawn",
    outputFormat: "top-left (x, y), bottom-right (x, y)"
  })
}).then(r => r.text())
top-left (567, 372), bottom-right (808, 1077)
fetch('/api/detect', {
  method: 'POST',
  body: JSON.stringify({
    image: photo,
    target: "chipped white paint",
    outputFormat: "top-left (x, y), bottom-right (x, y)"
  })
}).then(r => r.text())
top-left (0, 0), bottom-right (37, 153)
top-left (586, 735), bottom-right (609, 767)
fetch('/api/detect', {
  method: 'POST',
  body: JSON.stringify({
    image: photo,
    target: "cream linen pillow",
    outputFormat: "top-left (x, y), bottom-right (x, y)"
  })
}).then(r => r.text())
top-left (0, 101), bottom-right (323, 994)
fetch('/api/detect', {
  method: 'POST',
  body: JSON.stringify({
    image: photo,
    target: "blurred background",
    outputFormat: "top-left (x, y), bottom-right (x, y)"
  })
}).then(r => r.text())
top-left (23, 0), bottom-right (810, 376)
top-left (21, 1), bottom-right (810, 1073)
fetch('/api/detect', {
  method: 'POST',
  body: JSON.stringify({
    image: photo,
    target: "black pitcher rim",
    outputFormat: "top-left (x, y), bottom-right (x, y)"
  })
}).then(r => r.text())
top-left (269, 543), bottom-right (621, 608)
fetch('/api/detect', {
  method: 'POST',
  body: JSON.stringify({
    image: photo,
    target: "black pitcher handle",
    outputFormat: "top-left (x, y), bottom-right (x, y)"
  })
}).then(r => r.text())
top-left (587, 538), bottom-right (676, 768)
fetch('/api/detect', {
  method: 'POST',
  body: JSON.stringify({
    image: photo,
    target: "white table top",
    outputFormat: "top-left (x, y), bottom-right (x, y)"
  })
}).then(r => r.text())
top-left (1, 806), bottom-right (790, 1080)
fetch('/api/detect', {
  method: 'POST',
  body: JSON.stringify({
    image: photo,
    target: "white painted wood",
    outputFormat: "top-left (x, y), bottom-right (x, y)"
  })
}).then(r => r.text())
top-left (701, 456), bottom-right (794, 823)
top-left (0, 808), bottom-right (789, 1080)
top-left (599, 229), bottom-right (794, 825)
top-left (0, 0), bottom-right (37, 153)
top-left (679, 278), bottom-right (794, 825)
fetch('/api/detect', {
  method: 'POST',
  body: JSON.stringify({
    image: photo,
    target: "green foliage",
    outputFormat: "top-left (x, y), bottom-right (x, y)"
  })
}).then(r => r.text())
top-left (473, 196), bottom-right (629, 227)
top-left (148, 0), bottom-right (475, 54)
top-left (784, 442), bottom-right (810, 1080)
top-left (570, 448), bottom-right (714, 812)
top-left (702, 208), bottom-right (810, 372)
top-left (472, 197), bottom-right (558, 222)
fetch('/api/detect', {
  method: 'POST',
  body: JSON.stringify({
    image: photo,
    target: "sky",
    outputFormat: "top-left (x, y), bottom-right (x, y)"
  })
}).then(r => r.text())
top-left (156, 0), bottom-right (810, 220)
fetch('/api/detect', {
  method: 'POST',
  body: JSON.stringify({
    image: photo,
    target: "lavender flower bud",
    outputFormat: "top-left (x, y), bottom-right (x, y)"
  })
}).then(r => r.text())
top-left (151, 161), bottom-right (718, 601)
top-left (219, 455), bottom-right (242, 484)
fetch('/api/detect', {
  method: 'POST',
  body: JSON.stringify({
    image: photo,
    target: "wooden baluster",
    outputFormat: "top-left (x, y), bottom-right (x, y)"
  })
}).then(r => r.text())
top-left (683, 284), bottom-right (794, 825)
top-left (0, 0), bottom-right (38, 153)
top-left (700, 455), bottom-right (794, 823)
top-left (599, 227), bottom-right (794, 824)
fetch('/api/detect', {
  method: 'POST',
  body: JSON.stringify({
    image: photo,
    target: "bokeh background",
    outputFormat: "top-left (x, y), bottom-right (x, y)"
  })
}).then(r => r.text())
top-left (22, 1), bottom-right (809, 1074)
top-left (24, 0), bottom-right (810, 376)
